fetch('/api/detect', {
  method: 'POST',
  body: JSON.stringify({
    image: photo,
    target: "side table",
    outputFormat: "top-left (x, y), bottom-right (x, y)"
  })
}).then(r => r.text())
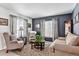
top-left (17, 37), bottom-right (27, 45)
top-left (30, 40), bottom-right (45, 51)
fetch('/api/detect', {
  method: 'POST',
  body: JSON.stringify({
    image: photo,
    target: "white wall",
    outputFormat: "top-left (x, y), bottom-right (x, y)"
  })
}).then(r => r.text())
top-left (0, 6), bottom-right (32, 33)
top-left (0, 6), bottom-right (10, 33)
top-left (74, 23), bottom-right (79, 35)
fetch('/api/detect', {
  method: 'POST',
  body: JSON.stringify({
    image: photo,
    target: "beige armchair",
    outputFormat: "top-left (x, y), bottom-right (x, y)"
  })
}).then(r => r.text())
top-left (28, 31), bottom-right (36, 43)
top-left (3, 32), bottom-right (24, 53)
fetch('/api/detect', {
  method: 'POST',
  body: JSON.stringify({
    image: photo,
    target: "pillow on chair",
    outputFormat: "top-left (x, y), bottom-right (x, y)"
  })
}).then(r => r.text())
top-left (66, 32), bottom-right (79, 46)
top-left (10, 35), bottom-right (17, 41)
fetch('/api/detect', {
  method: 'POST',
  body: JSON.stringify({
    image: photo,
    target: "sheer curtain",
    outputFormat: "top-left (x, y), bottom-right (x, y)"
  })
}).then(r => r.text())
top-left (10, 15), bottom-right (17, 36)
top-left (23, 19), bottom-right (28, 37)
top-left (52, 18), bottom-right (58, 41)
top-left (40, 20), bottom-right (45, 38)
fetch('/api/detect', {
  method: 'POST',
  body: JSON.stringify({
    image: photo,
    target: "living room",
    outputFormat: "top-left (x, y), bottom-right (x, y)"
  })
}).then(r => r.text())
top-left (0, 3), bottom-right (79, 56)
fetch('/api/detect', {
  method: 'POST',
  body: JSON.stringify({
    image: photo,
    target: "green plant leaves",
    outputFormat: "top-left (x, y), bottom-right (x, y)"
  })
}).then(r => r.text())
top-left (35, 35), bottom-right (43, 42)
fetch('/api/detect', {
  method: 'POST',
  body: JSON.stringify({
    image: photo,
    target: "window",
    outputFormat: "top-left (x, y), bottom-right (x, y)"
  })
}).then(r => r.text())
top-left (45, 20), bottom-right (52, 37)
top-left (17, 17), bottom-right (27, 37)
top-left (17, 18), bottom-right (23, 37)
top-left (10, 15), bottom-right (27, 38)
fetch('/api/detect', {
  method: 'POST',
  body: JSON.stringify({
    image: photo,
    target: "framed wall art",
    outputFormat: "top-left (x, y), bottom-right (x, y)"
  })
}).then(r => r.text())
top-left (0, 18), bottom-right (8, 26)
top-left (75, 13), bottom-right (79, 24)
top-left (28, 23), bottom-right (31, 28)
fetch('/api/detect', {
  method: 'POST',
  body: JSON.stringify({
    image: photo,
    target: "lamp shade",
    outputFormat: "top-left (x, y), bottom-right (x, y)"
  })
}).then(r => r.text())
top-left (19, 26), bottom-right (24, 31)
top-left (36, 24), bottom-right (40, 28)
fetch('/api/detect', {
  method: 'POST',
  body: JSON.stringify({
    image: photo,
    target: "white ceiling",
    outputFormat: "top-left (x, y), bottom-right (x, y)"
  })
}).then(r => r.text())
top-left (0, 3), bottom-right (76, 18)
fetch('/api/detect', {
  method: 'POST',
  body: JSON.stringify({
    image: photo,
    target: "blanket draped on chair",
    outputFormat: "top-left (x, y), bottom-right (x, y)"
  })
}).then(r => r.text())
top-left (0, 33), bottom-right (6, 50)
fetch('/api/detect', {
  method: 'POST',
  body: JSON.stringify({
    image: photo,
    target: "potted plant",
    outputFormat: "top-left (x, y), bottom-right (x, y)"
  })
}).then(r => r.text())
top-left (35, 32), bottom-right (45, 49)
top-left (35, 32), bottom-right (43, 43)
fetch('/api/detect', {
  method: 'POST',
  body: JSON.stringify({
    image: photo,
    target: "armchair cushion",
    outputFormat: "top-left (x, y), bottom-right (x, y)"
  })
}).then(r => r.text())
top-left (10, 35), bottom-right (17, 41)
top-left (49, 39), bottom-right (65, 52)
top-left (8, 42), bottom-right (20, 50)
top-left (54, 43), bottom-right (79, 55)
top-left (10, 41), bottom-right (17, 43)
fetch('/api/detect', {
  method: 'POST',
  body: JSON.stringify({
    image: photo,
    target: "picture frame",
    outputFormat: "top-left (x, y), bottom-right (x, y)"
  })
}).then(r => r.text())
top-left (75, 13), bottom-right (79, 24)
top-left (0, 18), bottom-right (8, 26)
top-left (28, 23), bottom-right (31, 28)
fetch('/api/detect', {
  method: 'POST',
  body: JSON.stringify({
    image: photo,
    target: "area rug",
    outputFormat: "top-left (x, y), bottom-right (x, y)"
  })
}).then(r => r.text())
top-left (13, 42), bottom-right (54, 56)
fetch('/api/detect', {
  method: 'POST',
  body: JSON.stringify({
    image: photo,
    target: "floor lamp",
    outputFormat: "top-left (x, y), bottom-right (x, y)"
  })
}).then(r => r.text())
top-left (19, 26), bottom-right (24, 38)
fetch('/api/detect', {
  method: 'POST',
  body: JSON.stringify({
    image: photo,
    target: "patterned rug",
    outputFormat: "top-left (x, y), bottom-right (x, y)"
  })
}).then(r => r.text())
top-left (13, 42), bottom-right (54, 56)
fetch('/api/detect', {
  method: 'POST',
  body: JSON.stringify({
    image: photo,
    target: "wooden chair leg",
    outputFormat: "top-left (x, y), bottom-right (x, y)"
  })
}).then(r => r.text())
top-left (53, 48), bottom-right (55, 53)
top-left (6, 50), bottom-right (8, 53)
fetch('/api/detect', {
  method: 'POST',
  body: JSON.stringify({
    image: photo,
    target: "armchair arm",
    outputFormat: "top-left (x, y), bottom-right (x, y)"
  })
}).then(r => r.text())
top-left (9, 40), bottom-right (17, 43)
top-left (54, 43), bottom-right (79, 55)
top-left (58, 37), bottom-right (65, 40)
top-left (9, 40), bottom-right (24, 48)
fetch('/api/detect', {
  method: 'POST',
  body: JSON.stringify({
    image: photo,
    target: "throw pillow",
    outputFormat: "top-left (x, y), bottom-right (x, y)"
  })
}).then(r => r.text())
top-left (66, 32), bottom-right (79, 46)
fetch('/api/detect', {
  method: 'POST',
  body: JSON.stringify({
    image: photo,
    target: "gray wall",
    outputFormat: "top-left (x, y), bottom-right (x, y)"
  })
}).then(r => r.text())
top-left (73, 4), bottom-right (79, 35)
top-left (32, 13), bottom-right (72, 37)
top-left (58, 14), bottom-right (72, 37)
top-left (32, 18), bottom-right (51, 32)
